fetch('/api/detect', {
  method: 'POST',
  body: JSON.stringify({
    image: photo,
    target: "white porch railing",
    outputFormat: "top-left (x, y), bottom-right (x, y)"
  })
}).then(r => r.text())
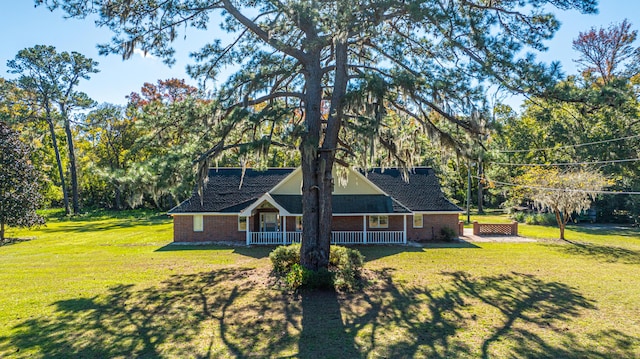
top-left (247, 231), bottom-right (405, 245)
top-left (366, 231), bottom-right (404, 244)
top-left (287, 232), bottom-right (302, 244)
top-left (250, 231), bottom-right (283, 245)
top-left (331, 231), bottom-right (365, 244)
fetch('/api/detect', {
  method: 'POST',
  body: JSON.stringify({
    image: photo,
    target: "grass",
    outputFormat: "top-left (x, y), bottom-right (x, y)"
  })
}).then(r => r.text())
top-left (1, 210), bottom-right (639, 358)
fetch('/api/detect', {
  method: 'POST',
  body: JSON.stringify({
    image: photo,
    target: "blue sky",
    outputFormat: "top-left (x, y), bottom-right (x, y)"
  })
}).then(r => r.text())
top-left (1, 1), bottom-right (638, 108)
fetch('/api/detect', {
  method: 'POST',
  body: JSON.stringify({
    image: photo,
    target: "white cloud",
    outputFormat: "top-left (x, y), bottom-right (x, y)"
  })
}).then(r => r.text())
top-left (133, 48), bottom-right (157, 60)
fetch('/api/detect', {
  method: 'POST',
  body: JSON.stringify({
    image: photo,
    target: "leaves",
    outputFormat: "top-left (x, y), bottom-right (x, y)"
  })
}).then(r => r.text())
top-left (0, 122), bottom-right (45, 239)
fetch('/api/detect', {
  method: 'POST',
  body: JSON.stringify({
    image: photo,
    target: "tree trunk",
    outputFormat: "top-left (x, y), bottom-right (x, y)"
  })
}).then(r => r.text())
top-left (1, 221), bottom-right (5, 241)
top-left (63, 117), bottom-right (80, 215)
top-left (554, 209), bottom-right (565, 240)
top-left (114, 186), bottom-right (122, 210)
top-left (477, 158), bottom-right (484, 214)
top-left (300, 57), bottom-right (328, 271)
top-left (47, 116), bottom-right (70, 215)
top-left (299, 37), bottom-right (348, 271)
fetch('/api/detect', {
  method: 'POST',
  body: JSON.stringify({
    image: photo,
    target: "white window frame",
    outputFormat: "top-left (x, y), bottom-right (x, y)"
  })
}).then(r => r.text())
top-left (193, 215), bottom-right (204, 232)
top-left (369, 215), bottom-right (389, 229)
top-left (413, 214), bottom-right (423, 228)
top-left (238, 216), bottom-right (247, 231)
top-left (295, 216), bottom-right (303, 231)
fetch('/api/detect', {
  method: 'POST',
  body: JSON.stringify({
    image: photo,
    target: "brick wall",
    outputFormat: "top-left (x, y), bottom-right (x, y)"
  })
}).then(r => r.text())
top-left (173, 213), bottom-right (460, 243)
top-left (407, 213), bottom-right (460, 241)
top-left (173, 215), bottom-right (246, 243)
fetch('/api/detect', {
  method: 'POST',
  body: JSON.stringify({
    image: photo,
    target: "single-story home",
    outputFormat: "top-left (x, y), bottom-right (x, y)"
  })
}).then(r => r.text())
top-left (168, 167), bottom-right (462, 245)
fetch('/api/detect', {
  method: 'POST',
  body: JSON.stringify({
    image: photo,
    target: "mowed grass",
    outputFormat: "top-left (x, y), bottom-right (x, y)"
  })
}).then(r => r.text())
top-left (1, 210), bottom-right (639, 358)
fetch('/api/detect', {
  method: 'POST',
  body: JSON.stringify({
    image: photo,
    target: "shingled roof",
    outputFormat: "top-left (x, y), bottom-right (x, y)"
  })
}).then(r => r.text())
top-left (364, 168), bottom-right (461, 212)
top-left (169, 167), bottom-right (461, 214)
top-left (168, 168), bottom-right (295, 213)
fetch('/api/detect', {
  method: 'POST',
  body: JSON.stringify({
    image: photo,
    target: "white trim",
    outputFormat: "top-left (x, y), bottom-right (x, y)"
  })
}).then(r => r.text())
top-left (238, 193), bottom-right (291, 216)
top-left (349, 168), bottom-right (389, 196)
top-left (282, 216), bottom-right (287, 245)
top-left (330, 212), bottom-right (409, 217)
top-left (412, 211), bottom-right (464, 215)
top-left (193, 215), bottom-right (204, 232)
top-left (171, 213), bottom-right (242, 216)
top-left (172, 210), bottom-right (462, 216)
top-left (238, 216), bottom-right (248, 231)
top-left (413, 214), bottom-right (424, 228)
top-left (391, 198), bottom-right (412, 213)
top-left (368, 215), bottom-right (389, 229)
top-left (362, 216), bottom-right (367, 244)
top-left (403, 215), bottom-right (407, 244)
top-left (268, 167), bottom-right (302, 194)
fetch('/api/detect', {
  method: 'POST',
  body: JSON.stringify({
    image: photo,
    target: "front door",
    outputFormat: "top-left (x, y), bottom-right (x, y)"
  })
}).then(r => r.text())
top-left (260, 212), bottom-right (279, 232)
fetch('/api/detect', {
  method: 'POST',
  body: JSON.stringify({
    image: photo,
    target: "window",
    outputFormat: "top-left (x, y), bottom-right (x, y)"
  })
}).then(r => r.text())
top-left (369, 215), bottom-right (388, 229)
top-left (238, 216), bottom-right (247, 231)
top-left (413, 214), bottom-right (423, 228)
top-left (193, 215), bottom-right (203, 232)
top-left (296, 216), bottom-right (303, 231)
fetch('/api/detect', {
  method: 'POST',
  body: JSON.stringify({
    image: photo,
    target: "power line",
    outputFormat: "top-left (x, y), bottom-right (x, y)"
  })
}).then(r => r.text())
top-left (496, 134), bottom-right (640, 154)
top-left (473, 176), bottom-right (640, 195)
top-left (489, 157), bottom-right (640, 167)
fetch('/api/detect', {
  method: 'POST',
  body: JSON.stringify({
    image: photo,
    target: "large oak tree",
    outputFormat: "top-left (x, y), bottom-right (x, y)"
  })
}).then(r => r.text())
top-left (38, 0), bottom-right (596, 269)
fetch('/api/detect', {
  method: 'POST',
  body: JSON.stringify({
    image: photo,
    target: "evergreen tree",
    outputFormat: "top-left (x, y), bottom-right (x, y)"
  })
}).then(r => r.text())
top-left (0, 121), bottom-right (45, 241)
top-left (38, 0), bottom-right (597, 270)
top-left (7, 45), bottom-right (98, 215)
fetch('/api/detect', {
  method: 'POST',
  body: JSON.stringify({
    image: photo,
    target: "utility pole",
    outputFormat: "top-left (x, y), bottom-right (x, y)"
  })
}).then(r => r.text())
top-left (467, 159), bottom-right (472, 224)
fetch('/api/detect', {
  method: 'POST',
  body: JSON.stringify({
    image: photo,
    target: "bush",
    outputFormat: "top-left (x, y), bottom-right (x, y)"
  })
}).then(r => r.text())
top-left (269, 243), bottom-right (301, 274)
top-left (440, 227), bottom-right (457, 242)
top-left (524, 213), bottom-right (557, 226)
top-left (270, 244), bottom-right (364, 292)
top-left (510, 212), bottom-right (526, 223)
top-left (536, 213), bottom-right (557, 226)
top-left (330, 245), bottom-right (364, 291)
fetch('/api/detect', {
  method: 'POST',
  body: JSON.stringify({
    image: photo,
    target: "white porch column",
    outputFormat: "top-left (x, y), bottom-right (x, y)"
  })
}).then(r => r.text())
top-left (363, 215), bottom-right (367, 244)
top-left (283, 216), bottom-right (287, 245)
top-left (403, 214), bottom-right (407, 245)
top-left (245, 216), bottom-right (250, 246)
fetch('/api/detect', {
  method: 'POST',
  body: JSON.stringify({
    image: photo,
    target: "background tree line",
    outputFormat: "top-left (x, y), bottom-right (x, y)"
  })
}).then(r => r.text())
top-left (3, 13), bottom-right (640, 226)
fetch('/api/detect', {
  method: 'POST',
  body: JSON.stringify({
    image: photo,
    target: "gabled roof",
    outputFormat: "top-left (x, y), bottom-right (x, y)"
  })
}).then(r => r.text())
top-left (169, 166), bottom-right (461, 214)
top-left (168, 168), bottom-right (295, 214)
top-left (270, 194), bottom-right (400, 214)
top-left (364, 168), bottom-right (461, 212)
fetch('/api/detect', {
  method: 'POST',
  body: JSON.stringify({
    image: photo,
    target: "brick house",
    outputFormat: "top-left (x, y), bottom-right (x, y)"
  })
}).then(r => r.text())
top-left (169, 167), bottom-right (462, 245)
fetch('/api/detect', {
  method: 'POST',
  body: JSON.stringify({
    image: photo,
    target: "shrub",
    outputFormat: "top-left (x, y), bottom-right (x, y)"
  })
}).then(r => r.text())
top-left (511, 212), bottom-right (526, 223)
top-left (537, 213), bottom-right (557, 226)
top-left (524, 214), bottom-right (536, 225)
top-left (330, 245), bottom-right (364, 291)
top-left (285, 263), bottom-right (305, 289)
top-left (440, 227), bottom-right (457, 242)
top-left (524, 213), bottom-right (557, 226)
top-left (269, 243), bottom-right (301, 274)
top-left (270, 244), bottom-right (364, 292)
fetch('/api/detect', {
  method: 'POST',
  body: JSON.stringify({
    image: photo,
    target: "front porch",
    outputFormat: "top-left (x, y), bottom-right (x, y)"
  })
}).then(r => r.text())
top-left (247, 230), bottom-right (406, 245)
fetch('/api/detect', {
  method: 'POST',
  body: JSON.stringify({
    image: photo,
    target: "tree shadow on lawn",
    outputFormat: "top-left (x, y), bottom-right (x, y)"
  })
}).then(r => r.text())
top-left (545, 241), bottom-right (640, 265)
top-left (567, 224), bottom-right (640, 238)
top-left (2, 268), bottom-right (638, 358)
top-left (154, 243), bottom-right (273, 259)
top-left (35, 216), bottom-right (170, 234)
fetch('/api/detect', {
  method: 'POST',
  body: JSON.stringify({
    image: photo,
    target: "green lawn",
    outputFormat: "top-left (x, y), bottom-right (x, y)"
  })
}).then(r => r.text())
top-left (1, 210), bottom-right (639, 358)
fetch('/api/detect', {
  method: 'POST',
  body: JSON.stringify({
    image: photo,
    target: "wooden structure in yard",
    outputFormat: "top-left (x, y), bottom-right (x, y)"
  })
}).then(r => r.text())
top-left (473, 221), bottom-right (519, 236)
